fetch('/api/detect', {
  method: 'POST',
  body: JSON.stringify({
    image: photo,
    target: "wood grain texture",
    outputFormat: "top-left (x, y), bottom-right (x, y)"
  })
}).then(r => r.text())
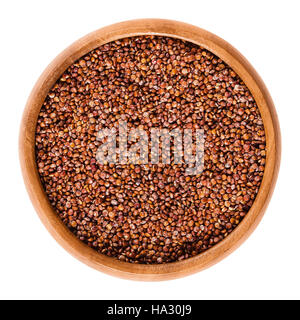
top-left (19, 19), bottom-right (281, 281)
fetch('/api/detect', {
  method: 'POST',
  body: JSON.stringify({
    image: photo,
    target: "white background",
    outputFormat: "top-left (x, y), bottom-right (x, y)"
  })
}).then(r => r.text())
top-left (0, 0), bottom-right (299, 300)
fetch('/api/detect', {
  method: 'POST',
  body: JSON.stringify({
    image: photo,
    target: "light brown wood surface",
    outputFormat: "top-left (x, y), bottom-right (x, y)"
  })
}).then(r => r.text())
top-left (19, 19), bottom-right (281, 281)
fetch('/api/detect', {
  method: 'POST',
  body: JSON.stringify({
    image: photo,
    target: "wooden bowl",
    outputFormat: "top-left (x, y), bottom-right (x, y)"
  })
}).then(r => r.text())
top-left (19, 19), bottom-right (281, 281)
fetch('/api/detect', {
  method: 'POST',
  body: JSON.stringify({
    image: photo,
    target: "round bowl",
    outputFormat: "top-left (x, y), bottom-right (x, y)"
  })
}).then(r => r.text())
top-left (19, 19), bottom-right (281, 281)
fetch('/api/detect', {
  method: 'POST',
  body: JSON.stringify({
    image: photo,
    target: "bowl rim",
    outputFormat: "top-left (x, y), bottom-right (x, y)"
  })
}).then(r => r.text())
top-left (19, 18), bottom-right (281, 281)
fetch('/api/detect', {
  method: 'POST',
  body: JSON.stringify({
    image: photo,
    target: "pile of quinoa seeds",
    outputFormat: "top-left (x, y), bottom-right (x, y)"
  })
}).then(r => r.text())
top-left (35, 36), bottom-right (266, 264)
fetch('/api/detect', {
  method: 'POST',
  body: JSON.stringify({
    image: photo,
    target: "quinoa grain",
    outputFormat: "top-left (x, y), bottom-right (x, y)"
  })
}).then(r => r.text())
top-left (35, 36), bottom-right (266, 264)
